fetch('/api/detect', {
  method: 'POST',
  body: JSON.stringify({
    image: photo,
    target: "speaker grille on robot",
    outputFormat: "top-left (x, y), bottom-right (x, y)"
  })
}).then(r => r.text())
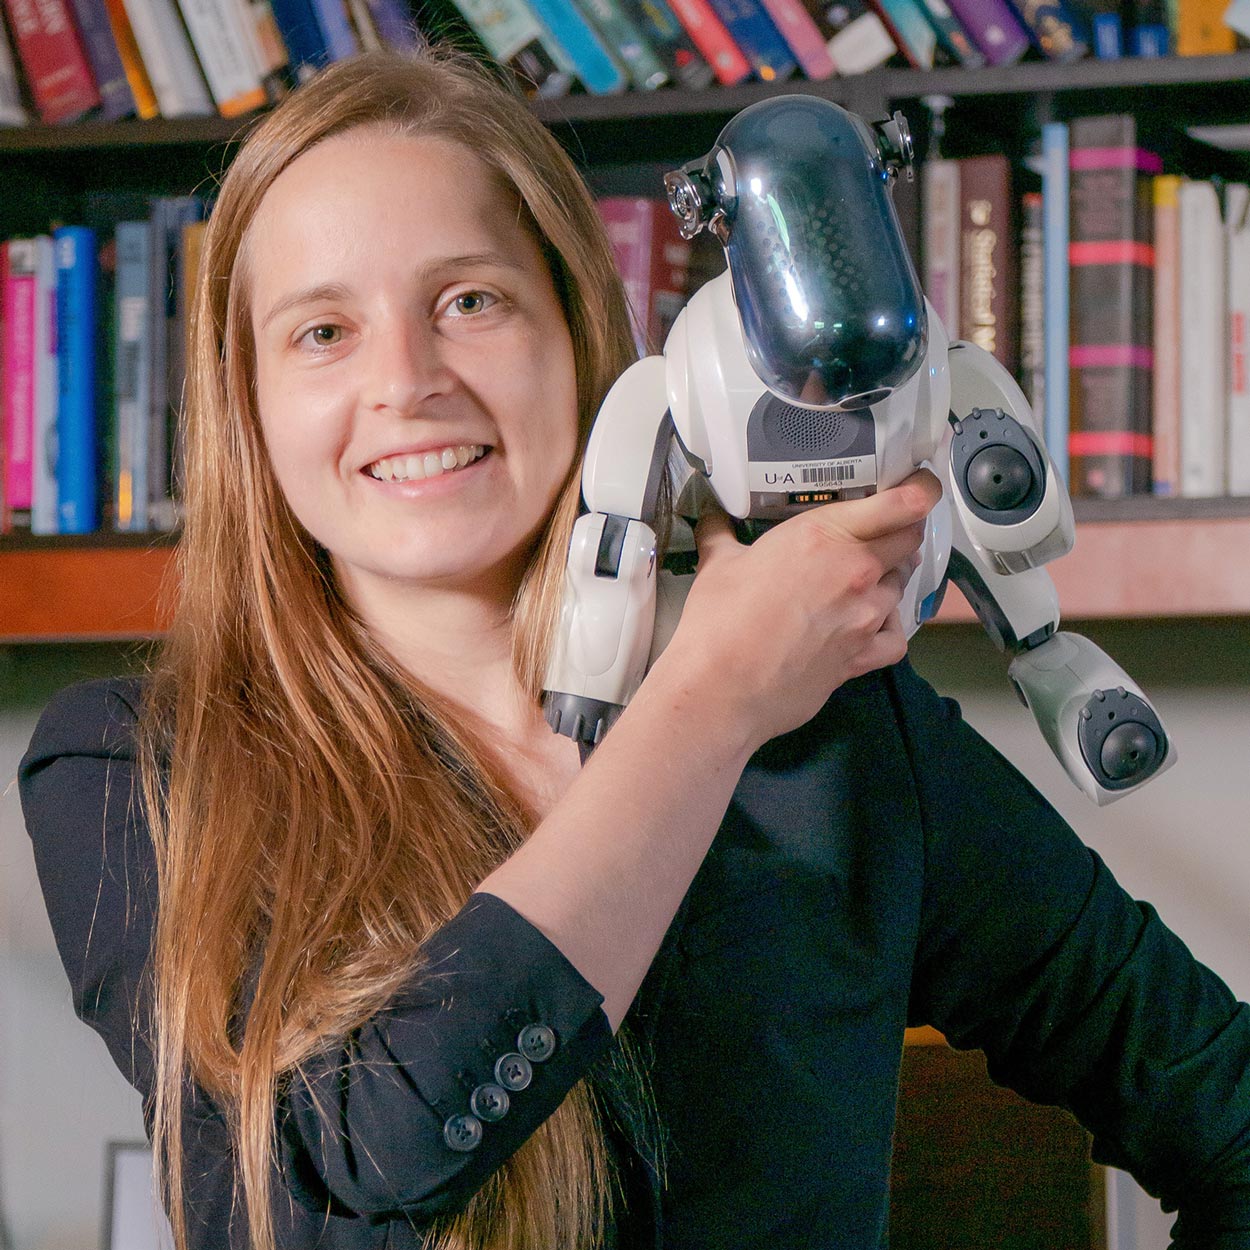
top-left (770, 403), bottom-right (847, 455)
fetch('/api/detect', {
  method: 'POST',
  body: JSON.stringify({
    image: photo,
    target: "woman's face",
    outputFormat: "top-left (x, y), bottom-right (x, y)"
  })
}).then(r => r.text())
top-left (247, 128), bottom-right (580, 607)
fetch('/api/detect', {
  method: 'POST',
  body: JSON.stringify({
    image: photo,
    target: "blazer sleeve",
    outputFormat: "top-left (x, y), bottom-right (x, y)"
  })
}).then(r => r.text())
top-left (19, 677), bottom-right (615, 1229)
top-left (890, 660), bottom-right (1250, 1248)
top-left (18, 677), bottom-right (159, 1099)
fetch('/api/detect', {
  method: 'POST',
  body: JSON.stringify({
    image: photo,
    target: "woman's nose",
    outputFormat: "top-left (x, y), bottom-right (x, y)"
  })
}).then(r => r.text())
top-left (362, 320), bottom-right (455, 416)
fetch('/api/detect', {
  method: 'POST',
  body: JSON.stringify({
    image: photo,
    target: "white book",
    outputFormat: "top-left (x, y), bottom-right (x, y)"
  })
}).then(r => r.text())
top-left (174, 0), bottom-right (267, 115)
top-left (922, 158), bottom-right (960, 339)
top-left (31, 236), bottom-right (58, 535)
top-left (1226, 183), bottom-right (1250, 496)
top-left (1178, 178), bottom-right (1227, 498)
top-left (119, 0), bottom-right (215, 118)
top-left (0, 18), bottom-right (28, 126)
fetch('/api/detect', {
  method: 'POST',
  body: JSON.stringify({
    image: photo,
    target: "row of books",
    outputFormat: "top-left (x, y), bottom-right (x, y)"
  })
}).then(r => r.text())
top-left (1, 196), bottom-right (207, 535)
top-left (1, 0), bottom-right (1247, 130)
top-left (0, 192), bottom-right (689, 537)
top-left (921, 120), bottom-right (1250, 501)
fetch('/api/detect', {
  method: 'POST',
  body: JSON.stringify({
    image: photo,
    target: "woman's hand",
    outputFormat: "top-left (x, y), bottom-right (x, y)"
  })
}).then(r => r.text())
top-left (651, 469), bottom-right (943, 757)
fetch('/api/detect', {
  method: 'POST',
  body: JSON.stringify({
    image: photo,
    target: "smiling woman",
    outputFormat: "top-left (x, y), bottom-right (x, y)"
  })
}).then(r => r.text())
top-left (17, 42), bottom-right (1250, 1250)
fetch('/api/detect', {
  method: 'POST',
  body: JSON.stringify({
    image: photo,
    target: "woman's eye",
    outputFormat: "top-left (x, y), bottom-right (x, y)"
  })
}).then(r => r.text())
top-left (302, 324), bottom-right (342, 348)
top-left (448, 290), bottom-right (496, 317)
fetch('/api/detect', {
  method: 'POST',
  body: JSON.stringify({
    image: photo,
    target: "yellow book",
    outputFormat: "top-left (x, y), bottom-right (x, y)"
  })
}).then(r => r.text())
top-left (102, 0), bottom-right (160, 119)
top-left (1176, 0), bottom-right (1236, 54)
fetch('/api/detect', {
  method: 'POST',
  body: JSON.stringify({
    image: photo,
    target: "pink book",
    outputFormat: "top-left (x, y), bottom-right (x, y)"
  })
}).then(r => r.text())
top-left (3, 238), bottom-right (37, 524)
top-left (756, 0), bottom-right (836, 76)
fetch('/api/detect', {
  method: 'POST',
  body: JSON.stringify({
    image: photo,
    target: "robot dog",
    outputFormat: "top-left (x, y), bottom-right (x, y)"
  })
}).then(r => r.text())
top-left (543, 95), bottom-right (1173, 806)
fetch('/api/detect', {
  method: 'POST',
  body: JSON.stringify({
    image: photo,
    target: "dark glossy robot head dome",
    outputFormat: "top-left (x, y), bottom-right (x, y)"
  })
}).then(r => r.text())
top-left (666, 96), bottom-right (927, 410)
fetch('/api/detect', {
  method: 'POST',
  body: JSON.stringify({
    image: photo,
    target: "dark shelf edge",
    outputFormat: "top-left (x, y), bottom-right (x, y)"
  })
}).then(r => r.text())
top-left (0, 530), bottom-right (179, 552)
top-left (4, 51), bottom-right (1250, 150)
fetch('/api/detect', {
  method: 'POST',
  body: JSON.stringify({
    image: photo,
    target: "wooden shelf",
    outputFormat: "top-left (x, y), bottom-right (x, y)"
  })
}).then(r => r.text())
top-left (0, 542), bottom-right (174, 643)
top-left (934, 512), bottom-right (1250, 623)
top-left (4, 510), bottom-right (1249, 642)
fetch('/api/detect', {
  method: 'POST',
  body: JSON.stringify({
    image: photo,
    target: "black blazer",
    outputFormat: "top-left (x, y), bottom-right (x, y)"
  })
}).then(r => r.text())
top-left (19, 662), bottom-right (1250, 1248)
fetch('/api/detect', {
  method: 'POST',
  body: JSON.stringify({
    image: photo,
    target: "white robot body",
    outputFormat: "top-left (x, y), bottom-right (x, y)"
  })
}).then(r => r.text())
top-left (544, 94), bottom-right (1174, 804)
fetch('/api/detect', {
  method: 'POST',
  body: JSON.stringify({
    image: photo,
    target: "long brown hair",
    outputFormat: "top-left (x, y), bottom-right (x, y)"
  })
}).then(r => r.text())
top-left (138, 48), bottom-right (644, 1250)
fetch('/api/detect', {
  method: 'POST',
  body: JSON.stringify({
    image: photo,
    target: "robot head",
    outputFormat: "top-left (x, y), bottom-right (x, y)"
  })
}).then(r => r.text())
top-left (664, 96), bottom-right (927, 411)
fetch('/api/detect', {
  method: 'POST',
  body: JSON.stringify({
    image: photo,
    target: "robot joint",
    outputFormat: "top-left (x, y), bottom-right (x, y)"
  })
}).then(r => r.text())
top-left (949, 408), bottom-right (1047, 526)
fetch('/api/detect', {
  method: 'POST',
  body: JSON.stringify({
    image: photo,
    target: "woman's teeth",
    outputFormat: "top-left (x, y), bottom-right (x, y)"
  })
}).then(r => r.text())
top-left (366, 444), bottom-right (486, 483)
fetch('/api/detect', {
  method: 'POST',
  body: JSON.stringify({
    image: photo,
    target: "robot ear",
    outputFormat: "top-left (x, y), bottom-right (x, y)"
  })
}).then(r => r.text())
top-left (871, 111), bottom-right (916, 182)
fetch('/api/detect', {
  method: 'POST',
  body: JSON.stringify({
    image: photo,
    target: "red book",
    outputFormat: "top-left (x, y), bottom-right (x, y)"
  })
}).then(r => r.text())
top-left (664, 0), bottom-right (752, 84)
top-left (1066, 114), bottom-right (1159, 498)
top-left (598, 197), bottom-right (693, 357)
top-left (957, 153), bottom-right (1018, 377)
top-left (2, 0), bottom-right (100, 122)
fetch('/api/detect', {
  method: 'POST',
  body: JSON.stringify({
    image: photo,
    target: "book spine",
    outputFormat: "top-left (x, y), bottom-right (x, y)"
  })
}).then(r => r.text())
top-left (2, 0), bottom-right (101, 123)
top-left (1128, 0), bottom-right (1170, 53)
top-left (867, 0), bottom-right (937, 62)
top-left (1175, 0), bottom-right (1235, 52)
top-left (810, 0), bottom-right (898, 73)
top-left (363, 0), bottom-right (424, 47)
top-left (266, 0), bottom-right (331, 76)
top-left (521, 0), bottom-right (629, 93)
top-left (101, 0), bottom-right (159, 116)
top-left (958, 153), bottom-right (1018, 376)
top-left (148, 197), bottom-right (204, 530)
top-left (598, 197), bottom-right (692, 356)
top-left (663, 0), bottom-right (751, 84)
top-left (754, 0), bottom-right (836, 75)
top-left (942, 0), bottom-right (1029, 61)
top-left (305, 0), bottom-right (359, 59)
top-left (1004, 0), bottom-right (1087, 57)
top-left (113, 220), bottom-right (152, 532)
top-left (1067, 115), bottom-right (1159, 499)
top-left (612, 0), bottom-right (715, 89)
top-left (0, 16), bottom-right (29, 124)
top-left (1019, 189), bottom-right (1045, 413)
top-left (1177, 179), bottom-right (1226, 496)
top-left (1224, 184), bottom-right (1249, 496)
top-left (118, 0), bottom-right (215, 116)
top-left (65, 0), bottom-right (136, 119)
top-left (175, 0), bottom-right (269, 116)
top-left (441, 0), bottom-right (577, 96)
top-left (573, 0), bottom-right (671, 88)
top-left (32, 235), bottom-right (57, 535)
top-left (702, 0), bottom-right (796, 77)
top-left (1151, 173), bottom-right (1182, 496)
top-left (54, 226), bottom-right (99, 533)
top-left (913, 0), bottom-right (984, 64)
top-left (1041, 120), bottom-right (1069, 485)
top-left (3, 239), bottom-right (37, 524)
top-left (922, 156), bottom-right (960, 337)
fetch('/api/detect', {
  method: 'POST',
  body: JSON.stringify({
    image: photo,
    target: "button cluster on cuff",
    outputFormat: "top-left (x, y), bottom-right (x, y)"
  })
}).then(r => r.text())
top-left (441, 1020), bottom-right (560, 1152)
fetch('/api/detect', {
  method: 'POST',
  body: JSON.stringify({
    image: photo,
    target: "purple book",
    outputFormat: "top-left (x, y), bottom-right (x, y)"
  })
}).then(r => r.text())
top-left (944, 0), bottom-right (1029, 61)
top-left (66, 0), bottom-right (136, 119)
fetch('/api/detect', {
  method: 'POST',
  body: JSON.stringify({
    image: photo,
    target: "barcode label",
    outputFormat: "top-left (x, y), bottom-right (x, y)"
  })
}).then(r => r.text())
top-left (801, 464), bottom-right (857, 485)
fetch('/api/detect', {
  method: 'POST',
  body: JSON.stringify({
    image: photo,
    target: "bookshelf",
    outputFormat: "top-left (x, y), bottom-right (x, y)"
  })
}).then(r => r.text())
top-left (3, 53), bottom-right (1250, 642)
top-left (3, 500), bottom-right (1249, 641)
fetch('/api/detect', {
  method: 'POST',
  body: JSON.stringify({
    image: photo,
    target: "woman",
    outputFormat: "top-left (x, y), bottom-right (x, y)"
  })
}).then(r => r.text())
top-left (19, 47), bottom-right (1250, 1250)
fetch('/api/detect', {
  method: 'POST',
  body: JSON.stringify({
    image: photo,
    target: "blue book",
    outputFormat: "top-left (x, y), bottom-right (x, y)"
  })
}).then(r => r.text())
top-left (114, 221), bottom-right (153, 533)
top-left (307, 0), bottom-right (362, 58)
top-left (1041, 121), bottom-right (1069, 487)
top-left (267, 0), bottom-right (332, 76)
top-left (66, 0), bottom-right (137, 119)
top-left (55, 227), bottom-right (100, 534)
top-left (522, 0), bottom-right (628, 93)
top-left (704, 0), bottom-right (796, 78)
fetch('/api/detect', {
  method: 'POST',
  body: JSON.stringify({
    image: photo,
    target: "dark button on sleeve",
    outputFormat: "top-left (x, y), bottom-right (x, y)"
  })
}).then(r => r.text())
top-left (443, 1114), bottom-right (483, 1153)
top-left (494, 1052), bottom-right (534, 1091)
top-left (517, 1023), bottom-right (557, 1063)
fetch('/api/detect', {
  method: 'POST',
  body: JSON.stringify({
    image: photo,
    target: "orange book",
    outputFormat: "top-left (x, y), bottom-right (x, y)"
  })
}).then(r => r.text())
top-left (1175, 0), bottom-right (1236, 53)
top-left (1151, 175), bottom-right (1182, 496)
top-left (102, 0), bottom-right (159, 118)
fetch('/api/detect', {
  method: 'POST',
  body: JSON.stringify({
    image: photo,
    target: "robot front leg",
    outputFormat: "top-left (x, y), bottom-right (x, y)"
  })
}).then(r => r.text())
top-left (946, 501), bottom-right (1175, 805)
top-left (543, 355), bottom-right (678, 746)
